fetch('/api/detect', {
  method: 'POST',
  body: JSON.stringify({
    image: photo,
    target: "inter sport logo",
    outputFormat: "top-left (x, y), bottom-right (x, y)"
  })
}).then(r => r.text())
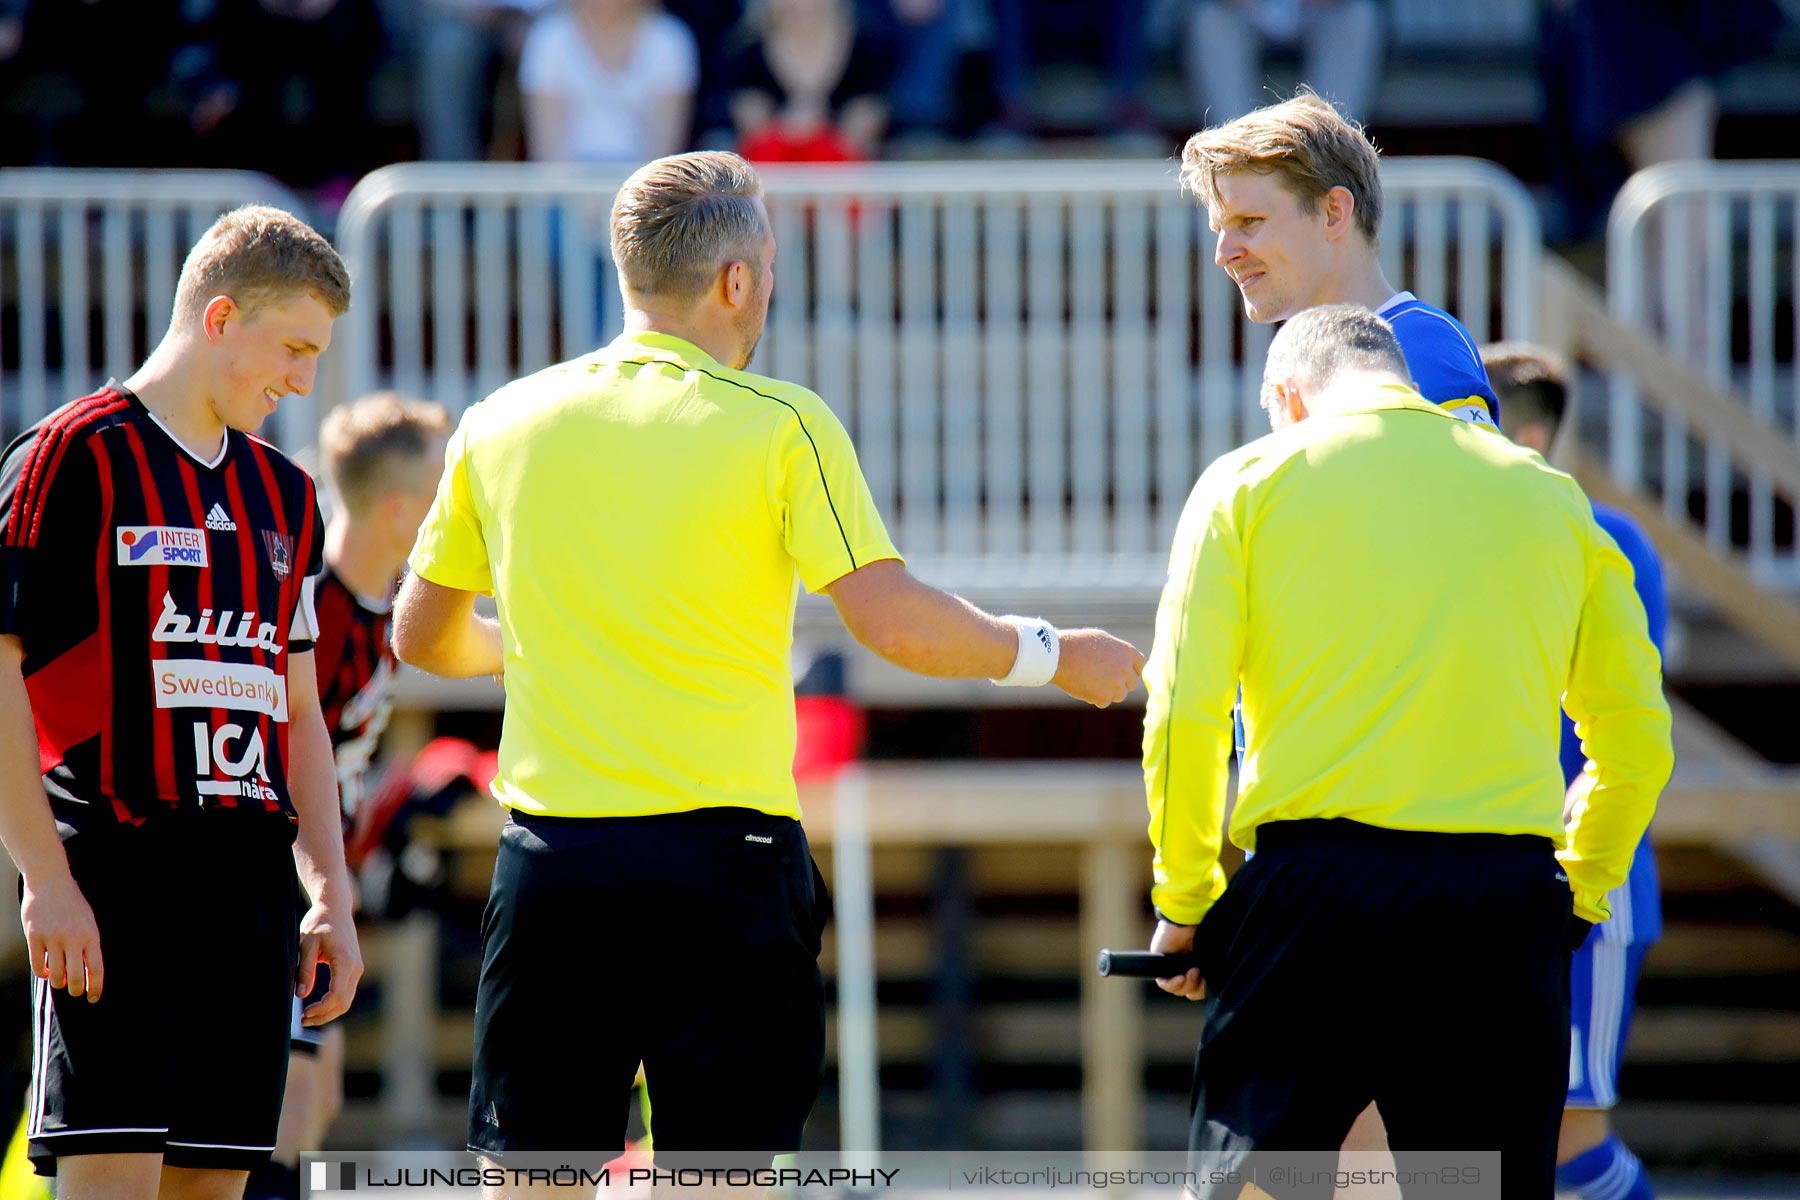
top-left (116, 526), bottom-right (209, 568)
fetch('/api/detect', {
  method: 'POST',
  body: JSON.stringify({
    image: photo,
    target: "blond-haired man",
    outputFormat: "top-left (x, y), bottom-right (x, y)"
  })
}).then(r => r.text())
top-left (1179, 96), bottom-right (1515, 1165)
top-left (395, 151), bottom-right (1144, 1161)
top-left (259, 393), bottom-right (450, 1200)
top-left (313, 393), bottom-right (451, 816)
top-left (1181, 90), bottom-right (1501, 428)
top-left (0, 206), bottom-right (362, 1200)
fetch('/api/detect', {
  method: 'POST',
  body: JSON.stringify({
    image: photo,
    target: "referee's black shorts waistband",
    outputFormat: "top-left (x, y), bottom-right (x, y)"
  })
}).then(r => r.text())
top-left (506, 805), bottom-right (798, 832)
top-left (1253, 817), bottom-right (1554, 857)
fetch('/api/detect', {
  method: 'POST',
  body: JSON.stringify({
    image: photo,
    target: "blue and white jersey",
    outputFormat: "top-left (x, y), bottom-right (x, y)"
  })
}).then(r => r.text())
top-left (1564, 503), bottom-right (1666, 945)
top-left (1376, 291), bottom-right (1503, 429)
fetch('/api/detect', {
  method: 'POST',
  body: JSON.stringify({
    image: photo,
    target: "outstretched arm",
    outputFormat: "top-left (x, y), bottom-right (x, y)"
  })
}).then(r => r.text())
top-left (825, 559), bottom-right (1144, 707)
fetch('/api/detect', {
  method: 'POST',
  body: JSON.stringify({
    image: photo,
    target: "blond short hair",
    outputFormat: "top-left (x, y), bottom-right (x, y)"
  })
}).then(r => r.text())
top-left (173, 205), bottom-right (350, 325)
top-left (610, 151), bottom-right (767, 299)
top-left (321, 392), bottom-right (451, 517)
top-left (1180, 92), bottom-right (1384, 243)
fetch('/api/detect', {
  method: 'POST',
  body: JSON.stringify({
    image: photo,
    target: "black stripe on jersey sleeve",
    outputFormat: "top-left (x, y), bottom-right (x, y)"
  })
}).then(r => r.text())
top-left (688, 367), bottom-right (858, 572)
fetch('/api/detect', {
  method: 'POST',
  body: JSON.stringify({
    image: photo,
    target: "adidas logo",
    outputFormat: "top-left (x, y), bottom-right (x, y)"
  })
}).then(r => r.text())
top-left (205, 503), bottom-right (236, 532)
top-left (482, 1102), bottom-right (500, 1128)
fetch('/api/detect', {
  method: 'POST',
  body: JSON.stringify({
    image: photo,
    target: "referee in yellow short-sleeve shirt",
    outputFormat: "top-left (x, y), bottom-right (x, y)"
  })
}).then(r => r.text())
top-left (1142, 306), bottom-right (1671, 1200)
top-left (393, 151), bottom-right (1144, 1162)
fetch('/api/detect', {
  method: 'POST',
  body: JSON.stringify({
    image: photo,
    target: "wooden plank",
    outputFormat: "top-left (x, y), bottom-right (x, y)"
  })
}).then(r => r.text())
top-left (1569, 451), bottom-right (1800, 674)
top-left (819, 916), bottom-right (1084, 975)
top-left (801, 763), bottom-right (1148, 845)
top-left (343, 997), bottom-right (1800, 1076)
top-left (342, 1003), bottom-right (1211, 1072)
top-left (1667, 695), bottom-right (1769, 785)
top-left (1652, 783), bottom-right (1800, 841)
top-left (1649, 925), bottom-right (1800, 975)
top-left (1080, 840), bottom-right (1143, 1151)
top-left (1627, 1007), bottom-right (1800, 1065)
top-left (419, 764), bottom-right (1800, 858)
top-left (1544, 256), bottom-right (1800, 500)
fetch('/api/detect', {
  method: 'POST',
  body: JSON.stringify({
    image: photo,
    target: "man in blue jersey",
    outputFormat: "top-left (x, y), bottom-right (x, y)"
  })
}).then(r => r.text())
top-left (1180, 93), bottom-right (1509, 810)
top-left (1179, 90), bottom-right (1502, 428)
top-left (1485, 343), bottom-right (1665, 1200)
top-left (1174, 91), bottom-right (1517, 1166)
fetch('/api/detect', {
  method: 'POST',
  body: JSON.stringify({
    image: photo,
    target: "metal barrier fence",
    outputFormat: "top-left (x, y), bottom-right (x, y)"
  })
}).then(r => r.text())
top-left (1607, 162), bottom-right (1800, 588)
top-left (335, 157), bottom-right (1539, 596)
top-left (0, 169), bottom-right (309, 445)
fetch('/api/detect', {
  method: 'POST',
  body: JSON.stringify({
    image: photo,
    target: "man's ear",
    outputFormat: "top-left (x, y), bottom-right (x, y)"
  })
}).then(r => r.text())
top-left (379, 490), bottom-right (410, 528)
top-left (1510, 420), bottom-right (1553, 457)
top-left (1321, 186), bottom-right (1357, 244)
top-left (202, 295), bottom-right (237, 344)
top-left (723, 259), bottom-right (752, 308)
top-left (1278, 382), bottom-right (1310, 425)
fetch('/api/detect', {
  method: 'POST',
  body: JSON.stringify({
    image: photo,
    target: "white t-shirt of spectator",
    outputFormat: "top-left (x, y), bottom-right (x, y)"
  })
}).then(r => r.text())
top-left (519, 9), bottom-right (699, 163)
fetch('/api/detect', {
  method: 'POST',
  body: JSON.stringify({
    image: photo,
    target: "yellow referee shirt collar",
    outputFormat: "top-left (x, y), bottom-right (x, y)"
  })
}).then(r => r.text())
top-left (1304, 380), bottom-right (1456, 420)
top-left (611, 329), bottom-right (721, 370)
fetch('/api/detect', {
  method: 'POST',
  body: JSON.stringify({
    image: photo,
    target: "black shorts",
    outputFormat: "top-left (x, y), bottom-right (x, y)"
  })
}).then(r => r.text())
top-left (1185, 819), bottom-right (1573, 1200)
top-left (27, 815), bottom-right (301, 1174)
top-left (469, 807), bottom-right (830, 1161)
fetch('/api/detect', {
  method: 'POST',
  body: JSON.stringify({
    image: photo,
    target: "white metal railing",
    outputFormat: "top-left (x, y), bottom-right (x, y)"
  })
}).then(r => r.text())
top-left (0, 170), bottom-right (310, 445)
top-left (1608, 161), bottom-right (1800, 588)
top-left (332, 157), bottom-right (1539, 596)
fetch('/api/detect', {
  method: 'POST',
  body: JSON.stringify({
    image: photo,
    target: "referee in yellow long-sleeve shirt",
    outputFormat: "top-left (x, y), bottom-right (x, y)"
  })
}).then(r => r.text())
top-left (393, 151), bottom-right (1143, 1166)
top-left (1142, 305), bottom-right (1671, 1200)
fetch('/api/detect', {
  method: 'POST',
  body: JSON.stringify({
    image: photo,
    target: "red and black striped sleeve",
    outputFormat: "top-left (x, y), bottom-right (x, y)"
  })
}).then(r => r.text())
top-left (311, 571), bottom-right (356, 718)
top-left (0, 414), bottom-right (104, 661)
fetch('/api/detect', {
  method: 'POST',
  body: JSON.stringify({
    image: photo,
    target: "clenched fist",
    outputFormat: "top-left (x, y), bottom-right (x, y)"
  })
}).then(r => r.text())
top-left (1052, 628), bottom-right (1146, 707)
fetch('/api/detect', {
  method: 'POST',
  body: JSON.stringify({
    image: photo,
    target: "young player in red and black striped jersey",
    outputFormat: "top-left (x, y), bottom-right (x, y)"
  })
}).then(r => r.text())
top-left (313, 395), bottom-right (450, 817)
top-left (264, 394), bottom-right (447, 1199)
top-left (0, 206), bottom-right (363, 1200)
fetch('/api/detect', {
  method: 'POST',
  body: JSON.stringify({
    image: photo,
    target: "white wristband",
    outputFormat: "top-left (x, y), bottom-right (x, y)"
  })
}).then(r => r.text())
top-left (994, 616), bottom-right (1061, 688)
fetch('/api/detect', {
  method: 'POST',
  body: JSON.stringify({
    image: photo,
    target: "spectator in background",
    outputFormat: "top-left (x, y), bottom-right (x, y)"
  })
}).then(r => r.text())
top-left (414, 0), bottom-right (552, 161)
top-left (987, 0), bottom-right (1153, 141)
top-left (201, 0), bottom-right (389, 199)
top-left (0, 0), bottom-right (201, 167)
top-left (0, 1), bottom-right (20, 73)
top-left (1541, 0), bottom-right (1788, 241)
top-left (520, 0), bottom-right (698, 164)
top-left (726, 0), bottom-right (891, 161)
top-left (0, 0), bottom-right (36, 163)
top-left (883, 0), bottom-right (975, 141)
top-left (662, 0), bottom-right (745, 147)
top-left (1183, 0), bottom-right (1385, 125)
